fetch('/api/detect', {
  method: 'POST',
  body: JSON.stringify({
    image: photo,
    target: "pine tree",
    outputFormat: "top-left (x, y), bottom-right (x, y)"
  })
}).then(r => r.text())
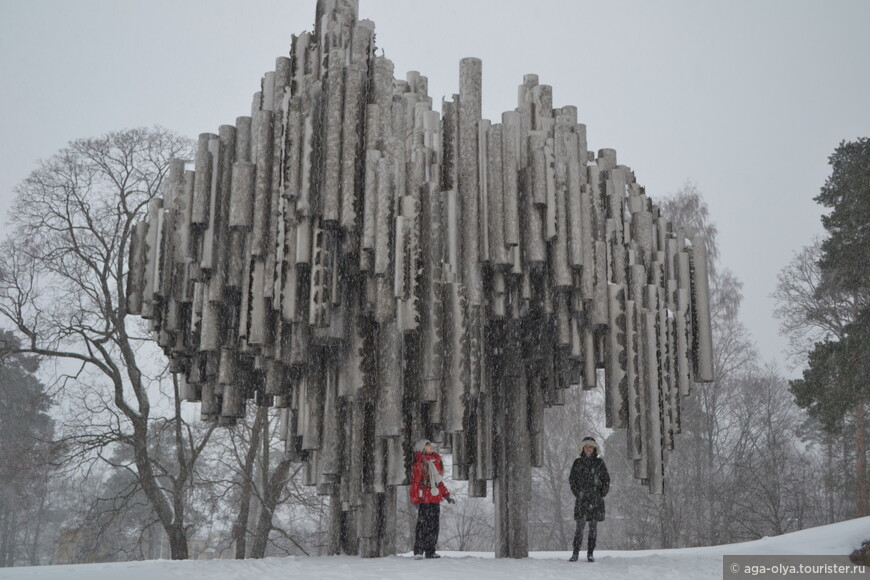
top-left (790, 138), bottom-right (870, 517)
top-left (0, 331), bottom-right (54, 566)
top-left (816, 138), bottom-right (870, 295)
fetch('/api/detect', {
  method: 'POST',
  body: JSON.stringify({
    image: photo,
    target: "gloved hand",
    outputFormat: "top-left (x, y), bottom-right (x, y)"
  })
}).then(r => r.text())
top-left (446, 496), bottom-right (456, 505)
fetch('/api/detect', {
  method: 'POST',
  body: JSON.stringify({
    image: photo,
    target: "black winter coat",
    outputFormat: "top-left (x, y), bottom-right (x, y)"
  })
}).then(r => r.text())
top-left (569, 455), bottom-right (610, 522)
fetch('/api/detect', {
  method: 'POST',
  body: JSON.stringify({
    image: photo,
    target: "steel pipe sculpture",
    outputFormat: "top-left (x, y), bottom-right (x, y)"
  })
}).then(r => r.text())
top-left (128, 0), bottom-right (714, 558)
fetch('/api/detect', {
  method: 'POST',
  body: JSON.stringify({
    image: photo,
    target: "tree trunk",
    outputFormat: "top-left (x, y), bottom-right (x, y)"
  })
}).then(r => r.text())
top-left (0, 504), bottom-right (13, 567)
top-left (233, 406), bottom-right (267, 558)
top-left (550, 471), bottom-right (567, 549)
top-left (704, 389), bottom-right (718, 546)
top-left (6, 508), bottom-right (16, 566)
top-left (248, 447), bottom-right (293, 558)
top-left (659, 495), bottom-right (672, 549)
top-left (826, 438), bottom-right (835, 523)
top-left (167, 524), bottom-right (189, 560)
top-left (132, 423), bottom-right (189, 560)
top-left (856, 401), bottom-right (868, 517)
top-left (27, 492), bottom-right (47, 565)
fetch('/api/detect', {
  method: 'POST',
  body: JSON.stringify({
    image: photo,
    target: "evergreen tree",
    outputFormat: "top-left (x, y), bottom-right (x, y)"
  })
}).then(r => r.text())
top-left (788, 138), bottom-right (870, 516)
top-left (816, 138), bottom-right (870, 296)
top-left (790, 341), bottom-right (853, 435)
top-left (0, 331), bottom-right (55, 566)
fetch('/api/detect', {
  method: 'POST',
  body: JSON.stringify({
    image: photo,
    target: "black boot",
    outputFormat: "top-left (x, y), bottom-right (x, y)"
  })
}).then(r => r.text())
top-left (568, 552), bottom-right (579, 562)
top-left (587, 551), bottom-right (595, 563)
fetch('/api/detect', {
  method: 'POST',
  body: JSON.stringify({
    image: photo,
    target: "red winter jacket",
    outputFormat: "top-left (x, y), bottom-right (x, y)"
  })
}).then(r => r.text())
top-left (410, 451), bottom-right (451, 505)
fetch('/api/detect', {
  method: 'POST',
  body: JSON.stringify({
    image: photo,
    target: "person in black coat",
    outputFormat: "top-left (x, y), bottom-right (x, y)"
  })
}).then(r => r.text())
top-left (568, 436), bottom-right (610, 562)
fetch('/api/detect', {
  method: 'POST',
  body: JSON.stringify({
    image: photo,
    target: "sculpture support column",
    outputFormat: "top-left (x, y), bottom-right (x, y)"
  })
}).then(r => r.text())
top-left (492, 321), bottom-right (530, 558)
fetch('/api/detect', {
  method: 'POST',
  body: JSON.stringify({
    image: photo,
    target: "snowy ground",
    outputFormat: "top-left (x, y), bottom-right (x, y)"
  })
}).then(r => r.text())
top-left (3, 517), bottom-right (867, 580)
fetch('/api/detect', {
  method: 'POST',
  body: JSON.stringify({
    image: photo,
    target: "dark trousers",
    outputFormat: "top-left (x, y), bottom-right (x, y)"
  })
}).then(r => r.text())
top-left (572, 519), bottom-right (598, 554)
top-left (413, 503), bottom-right (441, 556)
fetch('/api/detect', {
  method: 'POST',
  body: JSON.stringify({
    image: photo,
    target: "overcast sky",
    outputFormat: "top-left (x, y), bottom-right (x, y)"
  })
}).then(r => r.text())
top-left (2, 0), bottom-right (869, 375)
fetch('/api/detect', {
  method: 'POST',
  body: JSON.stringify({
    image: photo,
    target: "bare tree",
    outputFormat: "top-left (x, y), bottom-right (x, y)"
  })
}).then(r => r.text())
top-left (245, 408), bottom-right (300, 559)
top-left (728, 365), bottom-right (811, 538)
top-left (657, 181), bottom-right (720, 278)
top-left (195, 404), bottom-right (314, 559)
top-left (0, 127), bottom-right (216, 559)
top-left (228, 407), bottom-right (268, 559)
top-left (773, 239), bottom-right (864, 360)
top-left (439, 488), bottom-right (495, 552)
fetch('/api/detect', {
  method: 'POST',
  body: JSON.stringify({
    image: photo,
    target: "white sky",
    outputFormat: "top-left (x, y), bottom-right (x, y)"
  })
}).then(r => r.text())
top-left (2, 0), bottom-right (869, 375)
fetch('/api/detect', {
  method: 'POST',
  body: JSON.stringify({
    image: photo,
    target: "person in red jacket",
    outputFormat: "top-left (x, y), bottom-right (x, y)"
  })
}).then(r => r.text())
top-left (410, 439), bottom-right (454, 559)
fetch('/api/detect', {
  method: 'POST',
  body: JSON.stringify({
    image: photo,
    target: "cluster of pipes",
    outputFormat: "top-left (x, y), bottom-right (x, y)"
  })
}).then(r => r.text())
top-left (127, 0), bottom-right (713, 558)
